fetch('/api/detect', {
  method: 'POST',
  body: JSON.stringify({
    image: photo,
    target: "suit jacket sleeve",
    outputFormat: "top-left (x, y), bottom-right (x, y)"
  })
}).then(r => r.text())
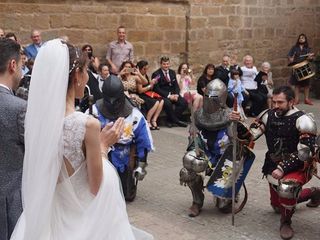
top-left (170, 70), bottom-right (180, 95)
top-left (152, 70), bottom-right (169, 97)
top-left (25, 45), bottom-right (33, 60)
top-left (17, 104), bottom-right (27, 144)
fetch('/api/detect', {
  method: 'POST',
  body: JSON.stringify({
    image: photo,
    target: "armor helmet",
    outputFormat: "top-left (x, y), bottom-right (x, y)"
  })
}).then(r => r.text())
top-left (96, 75), bottom-right (133, 120)
top-left (183, 150), bottom-right (207, 173)
top-left (203, 79), bottom-right (227, 114)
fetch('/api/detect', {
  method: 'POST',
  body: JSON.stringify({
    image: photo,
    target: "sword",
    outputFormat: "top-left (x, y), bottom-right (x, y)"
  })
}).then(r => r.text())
top-left (188, 91), bottom-right (201, 156)
top-left (231, 88), bottom-right (238, 226)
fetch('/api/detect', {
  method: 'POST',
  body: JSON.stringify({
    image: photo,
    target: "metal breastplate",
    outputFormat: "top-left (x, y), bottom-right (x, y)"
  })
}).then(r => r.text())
top-left (265, 110), bottom-right (304, 155)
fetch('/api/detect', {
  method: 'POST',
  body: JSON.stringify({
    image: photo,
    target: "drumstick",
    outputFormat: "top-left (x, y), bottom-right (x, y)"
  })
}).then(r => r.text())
top-left (298, 53), bottom-right (311, 58)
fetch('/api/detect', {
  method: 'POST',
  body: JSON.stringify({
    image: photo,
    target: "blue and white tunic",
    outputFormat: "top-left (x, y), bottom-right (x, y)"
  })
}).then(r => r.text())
top-left (92, 105), bottom-right (154, 172)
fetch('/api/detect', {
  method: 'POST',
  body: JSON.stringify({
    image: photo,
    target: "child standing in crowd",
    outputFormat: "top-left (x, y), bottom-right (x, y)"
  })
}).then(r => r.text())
top-left (228, 68), bottom-right (247, 119)
top-left (177, 63), bottom-right (202, 112)
top-left (260, 62), bottom-right (273, 108)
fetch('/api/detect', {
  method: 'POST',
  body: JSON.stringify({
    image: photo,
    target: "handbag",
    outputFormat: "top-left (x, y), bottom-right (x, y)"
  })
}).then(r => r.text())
top-left (144, 91), bottom-right (162, 99)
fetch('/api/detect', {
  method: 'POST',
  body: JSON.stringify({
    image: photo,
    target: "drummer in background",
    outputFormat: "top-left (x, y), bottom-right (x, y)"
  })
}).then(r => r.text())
top-left (288, 33), bottom-right (314, 105)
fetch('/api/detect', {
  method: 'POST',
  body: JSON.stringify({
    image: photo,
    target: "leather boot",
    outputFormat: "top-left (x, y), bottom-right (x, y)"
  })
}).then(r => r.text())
top-left (188, 202), bottom-right (201, 217)
top-left (280, 221), bottom-right (294, 240)
top-left (280, 208), bottom-right (294, 240)
top-left (306, 187), bottom-right (320, 208)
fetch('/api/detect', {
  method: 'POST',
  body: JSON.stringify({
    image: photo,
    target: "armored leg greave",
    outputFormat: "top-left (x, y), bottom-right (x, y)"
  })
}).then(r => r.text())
top-left (187, 174), bottom-right (204, 208)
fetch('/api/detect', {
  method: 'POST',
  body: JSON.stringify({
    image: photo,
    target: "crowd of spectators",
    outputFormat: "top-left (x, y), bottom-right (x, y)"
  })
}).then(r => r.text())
top-left (1, 25), bottom-right (279, 128)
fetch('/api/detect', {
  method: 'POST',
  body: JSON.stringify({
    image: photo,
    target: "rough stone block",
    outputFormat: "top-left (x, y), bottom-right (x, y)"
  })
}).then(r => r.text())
top-left (243, 17), bottom-right (252, 27)
top-left (105, 6), bottom-right (128, 14)
top-left (162, 42), bottom-right (171, 53)
top-left (33, 15), bottom-right (51, 29)
top-left (245, 0), bottom-right (258, 5)
top-left (264, 28), bottom-right (274, 38)
top-left (41, 30), bottom-right (60, 41)
top-left (252, 17), bottom-right (266, 27)
top-left (222, 28), bottom-right (236, 39)
top-left (221, 6), bottom-right (236, 15)
top-left (253, 28), bottom-right (264, 39)
top-left (128, 30), bottom-right (149, 42)
top-left (96, 15), bottom-right (119, 30)
top-left (176, 17), bottom-right (186, 29)
top-left (188, 30), bottom-right (197, 41)
top-left (65, 14), bottom-right (96, 29)
top-left (147, 5), bottom-right (169, 15)
top-left (225, 0), bottom-right (242, 4)
top-left (190, 6), bottom-right (201, 16)
top-left (201, 6), bottom-right (220, 16)
top-left (119, 15), bottom-right (137, 28)
top-left (50, 15), bottom-right (64, 28)
top-left (228, 16), bottom-right (241, 28)
top-left (165, 31), bottom-right (183, 41)
top-left (169, 6), bottom-right (186, 16)
top-left (136, 16), bottom-right (156, 29)
top-left (263, 7), bottom-right (275, 15)
top-left (6, 3), bottom-right (40, 13)
top-left (129, 6), bottom-right (149, 14)
top-left (146, 42), bottom-right (163, 55)
top-left (63, 30), bottom-right (84, 44)
top-left (236, 6), bottom-right (248, 15)
top-left (238, 29), bottom-right (253, 39)
top-left (157, 16), bottom-right (177, 29)
top-left (39, 4), bottom-right (71, 13)
top-left (83, 31), bottom-right (99, 44)
top-left (148, 31), bottom-right (164, 41)
top-left (171, 42), bottom-right (186, 54)
top-left (249, 7), bottom-right (258, 15)
top-left (190, 17), bottom-right (207, 29)
top-left (134, 43), bottom-right (145, 56)
top-left (208, 16), bottom-right (228, 26)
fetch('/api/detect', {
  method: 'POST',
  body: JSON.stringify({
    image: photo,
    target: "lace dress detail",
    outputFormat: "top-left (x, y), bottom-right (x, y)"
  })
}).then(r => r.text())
top-left (63, 112), bottom-right (89, 170)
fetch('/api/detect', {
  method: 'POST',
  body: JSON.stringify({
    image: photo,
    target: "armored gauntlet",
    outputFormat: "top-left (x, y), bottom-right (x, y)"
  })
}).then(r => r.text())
top-left (133, 161), bottom-right (148, 181)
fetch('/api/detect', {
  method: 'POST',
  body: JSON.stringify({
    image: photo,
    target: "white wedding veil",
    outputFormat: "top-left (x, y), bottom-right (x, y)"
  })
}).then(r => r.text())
top-left (11, 39), bottom-right (69, 239)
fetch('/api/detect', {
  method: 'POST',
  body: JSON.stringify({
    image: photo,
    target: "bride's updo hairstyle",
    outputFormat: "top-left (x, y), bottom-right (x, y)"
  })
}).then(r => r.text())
top-left (64, 41), bottom-right (88, 88)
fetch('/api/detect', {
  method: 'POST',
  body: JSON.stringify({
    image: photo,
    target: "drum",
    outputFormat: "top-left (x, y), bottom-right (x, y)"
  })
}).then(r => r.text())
top-left (292, 60), bottom-right (315, 81)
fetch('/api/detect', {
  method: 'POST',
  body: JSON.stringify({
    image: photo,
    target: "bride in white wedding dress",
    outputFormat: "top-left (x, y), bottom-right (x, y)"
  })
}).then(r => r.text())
top-left (10, 39), bottom-right (153, 240)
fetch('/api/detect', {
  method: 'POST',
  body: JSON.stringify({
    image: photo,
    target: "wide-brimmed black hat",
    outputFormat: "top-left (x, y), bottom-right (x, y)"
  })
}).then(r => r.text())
top-left (96, 75), bottom-right (133, 120)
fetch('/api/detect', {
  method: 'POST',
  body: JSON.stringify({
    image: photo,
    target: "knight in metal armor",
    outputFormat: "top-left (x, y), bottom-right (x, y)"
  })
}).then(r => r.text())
top-left (180, 79), bottom-right (254, 217)
top-left (237, 86), bottom-right (320, 240)
top-left (90, 75), bottom-right (154, 201)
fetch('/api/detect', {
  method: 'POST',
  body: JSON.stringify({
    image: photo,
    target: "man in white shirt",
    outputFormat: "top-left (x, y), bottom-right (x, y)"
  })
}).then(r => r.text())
top-left (106, 26), bottom-right (134, 74)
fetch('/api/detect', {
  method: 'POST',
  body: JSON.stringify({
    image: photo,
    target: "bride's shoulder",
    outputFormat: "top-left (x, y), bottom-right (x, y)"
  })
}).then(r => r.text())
top-left (85, 116), bottom-right (101, 132)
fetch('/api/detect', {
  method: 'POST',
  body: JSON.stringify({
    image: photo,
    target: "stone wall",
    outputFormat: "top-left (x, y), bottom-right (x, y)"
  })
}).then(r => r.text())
top-left (1, 0), bottom-right (320, 85)
top-left (188, 0), bottom-right (320, 85)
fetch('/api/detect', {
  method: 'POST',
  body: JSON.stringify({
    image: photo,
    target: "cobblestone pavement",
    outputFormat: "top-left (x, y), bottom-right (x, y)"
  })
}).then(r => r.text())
top-left (127, 99), bottom-right (320, 240)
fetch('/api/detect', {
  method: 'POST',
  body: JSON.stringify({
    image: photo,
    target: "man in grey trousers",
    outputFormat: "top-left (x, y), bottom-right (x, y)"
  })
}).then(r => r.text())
top-left (0, 38), bottom-right (26, 240)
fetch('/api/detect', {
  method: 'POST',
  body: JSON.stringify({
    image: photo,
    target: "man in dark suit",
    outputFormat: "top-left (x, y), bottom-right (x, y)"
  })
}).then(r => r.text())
top-left (0, 39), bottom-right (26, 239)
top-left (152, 56), bottom-right (187, 127)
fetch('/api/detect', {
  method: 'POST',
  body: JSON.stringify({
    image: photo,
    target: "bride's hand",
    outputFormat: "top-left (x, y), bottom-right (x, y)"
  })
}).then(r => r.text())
top-left (100, 118), bottom-right (125, 151)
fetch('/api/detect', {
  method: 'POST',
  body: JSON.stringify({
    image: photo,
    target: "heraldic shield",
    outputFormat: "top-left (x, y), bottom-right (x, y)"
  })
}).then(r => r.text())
top-left (206, 144), bottom-right (255, 199)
